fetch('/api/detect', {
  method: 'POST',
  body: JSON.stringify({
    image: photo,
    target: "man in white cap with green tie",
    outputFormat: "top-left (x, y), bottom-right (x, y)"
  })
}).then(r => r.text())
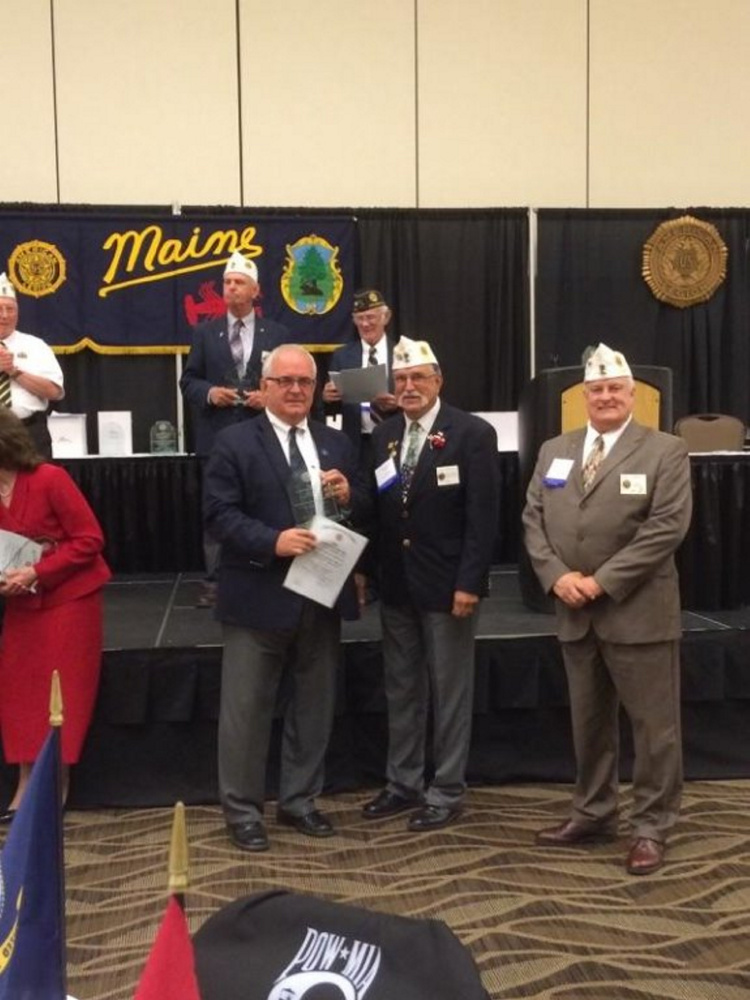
top-left (0, 272), bottom-right (64, 459)
top-left (362, 335), bottom-right (500, 831)
top-left (523, 343), bottom-right (692, 875)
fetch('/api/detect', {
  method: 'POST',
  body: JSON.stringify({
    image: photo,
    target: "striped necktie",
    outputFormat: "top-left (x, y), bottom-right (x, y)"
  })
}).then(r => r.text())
top-left (367, 345), bottom-right (384, 424)
top-left (0, 372), bottom-right (12, 409)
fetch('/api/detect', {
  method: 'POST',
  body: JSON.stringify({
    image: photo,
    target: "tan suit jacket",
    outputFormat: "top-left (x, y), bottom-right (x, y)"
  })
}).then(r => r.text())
top-left (523, 421), bottom-right (692, 643)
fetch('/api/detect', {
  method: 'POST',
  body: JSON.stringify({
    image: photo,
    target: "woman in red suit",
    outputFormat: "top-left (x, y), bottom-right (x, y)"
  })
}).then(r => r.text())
top-left (0, 409), bottom-right (110, 821)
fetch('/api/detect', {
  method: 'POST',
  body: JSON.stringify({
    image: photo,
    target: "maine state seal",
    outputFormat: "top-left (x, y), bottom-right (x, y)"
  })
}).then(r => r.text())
top-left (8, 240), bottom-right (67, 298)
top-left (280, 234), bottom-right (343, 315)
top-left (642, 215), bottom-right (727, 308)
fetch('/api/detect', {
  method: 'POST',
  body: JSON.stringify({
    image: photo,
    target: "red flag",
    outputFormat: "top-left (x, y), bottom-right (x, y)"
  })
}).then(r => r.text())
top-left (134, 896), bottom-right (201, 1000)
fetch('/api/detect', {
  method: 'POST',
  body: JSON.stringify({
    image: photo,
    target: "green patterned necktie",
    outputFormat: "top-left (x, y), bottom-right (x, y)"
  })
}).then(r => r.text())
top-left (400, 422), bottom-right (422, 501)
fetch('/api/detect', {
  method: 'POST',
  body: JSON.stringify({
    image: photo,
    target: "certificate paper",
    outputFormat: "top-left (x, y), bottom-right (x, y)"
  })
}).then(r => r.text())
top-left (329, 364), bottom-right (388, 403)
top-left (283, 515), bottom-right (368, 608)
top-left (0, 529), bottom-right (43, 574)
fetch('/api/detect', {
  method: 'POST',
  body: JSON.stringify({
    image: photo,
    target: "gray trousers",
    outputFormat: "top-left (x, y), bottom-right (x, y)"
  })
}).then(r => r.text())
top-left (380, 603), bottom-right (478, 809)
top-left (562, 631), bottom-right (683, 842)
top-left (218, 601), bottom-right (341, 825)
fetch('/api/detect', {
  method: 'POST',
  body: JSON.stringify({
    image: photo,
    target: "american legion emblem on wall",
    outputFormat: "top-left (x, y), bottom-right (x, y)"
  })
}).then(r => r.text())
top-left (642, 215), bottom-right (727, 308)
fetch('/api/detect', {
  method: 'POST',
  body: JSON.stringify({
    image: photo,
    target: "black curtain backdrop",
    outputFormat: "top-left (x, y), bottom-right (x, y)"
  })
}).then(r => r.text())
top-left (536, 208), bottom-right (750, 424)
top-left (356, 208), bottom-right (530, 412)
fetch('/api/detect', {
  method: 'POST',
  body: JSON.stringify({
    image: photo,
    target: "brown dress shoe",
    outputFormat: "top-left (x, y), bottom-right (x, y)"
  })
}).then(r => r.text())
top-left (626, 837), bottom-right (664, 875)
top-left (536, 817), bottom-right (617, 846)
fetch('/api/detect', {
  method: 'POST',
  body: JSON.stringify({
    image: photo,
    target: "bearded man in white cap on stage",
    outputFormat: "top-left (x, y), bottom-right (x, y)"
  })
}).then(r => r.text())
top-left (0, 272), bottom-right (64, 459)
top-left (180, 252), bottom-right (290, 605)
top-left (523, 343), bottom-right (692, 875)
top-left (361, 335), bottom-right (500, 831)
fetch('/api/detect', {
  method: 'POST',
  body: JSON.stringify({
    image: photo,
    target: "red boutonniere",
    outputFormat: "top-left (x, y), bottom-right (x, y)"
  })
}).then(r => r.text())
top-left (427, 431), bottom-right (446, 450)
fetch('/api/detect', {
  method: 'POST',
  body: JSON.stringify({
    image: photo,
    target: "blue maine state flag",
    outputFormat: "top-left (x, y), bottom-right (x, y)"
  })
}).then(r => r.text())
top-left (0, 729), bottom-right (66, 1000)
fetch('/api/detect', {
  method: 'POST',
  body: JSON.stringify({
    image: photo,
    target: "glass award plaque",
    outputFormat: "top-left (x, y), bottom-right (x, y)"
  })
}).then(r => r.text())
top-left (150, 420), bottom-right (177, 453)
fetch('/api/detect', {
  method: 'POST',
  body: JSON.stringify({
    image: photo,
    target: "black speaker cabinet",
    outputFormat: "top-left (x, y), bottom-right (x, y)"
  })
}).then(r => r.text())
top-left (517, 365), bottom-right (673, 612)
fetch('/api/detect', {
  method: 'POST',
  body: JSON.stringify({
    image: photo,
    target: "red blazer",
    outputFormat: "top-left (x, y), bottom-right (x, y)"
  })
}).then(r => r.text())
top-left (0, 464), bottom-right (111, 610)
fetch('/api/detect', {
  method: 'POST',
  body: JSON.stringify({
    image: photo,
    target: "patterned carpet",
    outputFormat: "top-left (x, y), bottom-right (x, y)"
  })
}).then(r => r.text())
top-left (59, 781), bottom-right (750, 999)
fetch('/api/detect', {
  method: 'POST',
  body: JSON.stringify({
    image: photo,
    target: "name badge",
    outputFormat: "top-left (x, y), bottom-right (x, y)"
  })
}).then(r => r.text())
top-left (375, 457), bottom-right (398, 491)
top-left (436, 465), bottom-right (460, 486)
top-left (620, 473), bottom-right (647, 495)
top-left (544, 457), bottom-right (574, 487)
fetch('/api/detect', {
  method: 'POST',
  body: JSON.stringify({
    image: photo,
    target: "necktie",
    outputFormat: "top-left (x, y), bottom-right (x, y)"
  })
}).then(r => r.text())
top-left (367, 345), bottom-right (384, 424)
top-left (0, 372), bottom-right (11, 408)
top-left (400, 422), bottom-right (422, 501)
top-left (582, 435), bottom-right (605, 490)
top-left (288, 426), bottom-right (316, 525)
top-left (228, 319), bottom-right (244, 375)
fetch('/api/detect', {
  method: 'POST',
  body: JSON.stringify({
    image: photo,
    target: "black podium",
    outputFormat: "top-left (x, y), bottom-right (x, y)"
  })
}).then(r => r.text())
top-left (517, 365), bottom-right (673, 611)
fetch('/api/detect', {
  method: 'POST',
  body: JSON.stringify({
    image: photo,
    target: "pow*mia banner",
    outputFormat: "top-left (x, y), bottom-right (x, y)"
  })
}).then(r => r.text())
top-left (195, 891), bottom-right (489, 1000)
top-left (0, 211), bottom-right (356, 353)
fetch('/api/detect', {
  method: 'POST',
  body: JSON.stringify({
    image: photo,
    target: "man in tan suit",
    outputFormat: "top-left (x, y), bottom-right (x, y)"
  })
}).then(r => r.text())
top-left (522, 344), bottom-right (692, 875)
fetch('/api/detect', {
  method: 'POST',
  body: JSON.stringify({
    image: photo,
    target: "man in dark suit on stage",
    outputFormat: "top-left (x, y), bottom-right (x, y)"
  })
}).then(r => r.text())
top-left (322, 288), bottom-right (398, 470)
top-left (204, 344), bottom-right (370, 853)
top-left (180, 251), bottom-right (289, 606)
top-left (522, 343), bottom-right (692, 875)
top-left (361, 336), bottom-right (500, 831)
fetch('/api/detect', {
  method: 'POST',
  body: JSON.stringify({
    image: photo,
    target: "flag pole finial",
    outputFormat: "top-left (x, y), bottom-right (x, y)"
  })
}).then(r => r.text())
top-left (168, 801), bottom-right (189, 894)
top-left (49, 670), bottom-right (64, 728)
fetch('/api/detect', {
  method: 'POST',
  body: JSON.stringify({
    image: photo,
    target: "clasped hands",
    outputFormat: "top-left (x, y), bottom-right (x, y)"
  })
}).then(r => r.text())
top-left (553, 571), bottom-right (604, 609)
top-left (209, 386), bottom-right (264, 410)
top-left (275, 469), bottom-right (351, 557)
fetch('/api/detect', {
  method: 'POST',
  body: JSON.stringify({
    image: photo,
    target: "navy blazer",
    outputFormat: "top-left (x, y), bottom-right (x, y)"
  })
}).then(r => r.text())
top-left (180, 314), bottom-right (289, 455)
top-left (371, 402), bottom-right (500, 612)
top-left (204, 412), bottom-right (372, 629)
top-left (327, 336), bottom-right (394, 455)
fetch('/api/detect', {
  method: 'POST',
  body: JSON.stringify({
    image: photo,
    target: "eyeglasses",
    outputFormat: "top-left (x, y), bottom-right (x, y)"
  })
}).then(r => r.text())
top-left (264, 376), bottom-right (316, 390)
top-left (393, 372), bottom-right (437, 387)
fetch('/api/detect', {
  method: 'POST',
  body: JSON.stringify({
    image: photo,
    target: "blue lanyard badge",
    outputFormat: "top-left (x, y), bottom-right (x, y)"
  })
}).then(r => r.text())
top-left (543, 457), bottom-right (574, 488)
top-left (375, 457), bottom-right (399, 492)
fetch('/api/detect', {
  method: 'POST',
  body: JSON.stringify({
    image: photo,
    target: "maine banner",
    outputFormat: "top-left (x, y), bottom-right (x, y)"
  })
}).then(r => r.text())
top-left (0, 211), bottom-right (356, 353)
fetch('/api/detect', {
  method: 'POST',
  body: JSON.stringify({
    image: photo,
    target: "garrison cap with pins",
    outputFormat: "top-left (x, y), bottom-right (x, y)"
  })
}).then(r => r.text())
top-left (392, 335), bottom-right (439, 370)
top-left (224, 251), bottom-right (258, 282)
top-left (583, 343), bottom-right (633, 381)
top-left (352, 288), bottom-right (387, 313)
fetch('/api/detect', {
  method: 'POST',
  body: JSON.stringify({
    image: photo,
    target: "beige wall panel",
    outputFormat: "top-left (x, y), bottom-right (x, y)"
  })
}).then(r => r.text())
top-left (590, 0), bottom-right (750, 207)
top-left (54, 0), bottom-right (240, 205)
top-left (239, 1), bottom-right (416, 207)
top-left (0, 0), bottom-right (57, 202)
top-left (418, 0), bottom-right (587, 207)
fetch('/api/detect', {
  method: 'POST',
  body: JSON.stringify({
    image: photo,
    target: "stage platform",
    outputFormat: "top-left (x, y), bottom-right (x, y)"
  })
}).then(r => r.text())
top-left (4, 569), bottom-right (749, 810)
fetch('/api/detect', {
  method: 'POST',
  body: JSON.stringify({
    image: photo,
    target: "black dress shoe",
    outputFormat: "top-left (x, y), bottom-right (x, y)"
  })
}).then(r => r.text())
top-left (536, 817), bottom-right (617, 846)
top-left (196, 583), bottom-right (217, 608)
top-left (407, 804), bottom-right (461, 832)
top-left (227, 820), bottom-right (269, 852)
top-left (361, 789), bottom-right (420, 820)
top-left (0, 808), bottom-right (16, 825)
top-left (277, 809), bottom-right (335, 838)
